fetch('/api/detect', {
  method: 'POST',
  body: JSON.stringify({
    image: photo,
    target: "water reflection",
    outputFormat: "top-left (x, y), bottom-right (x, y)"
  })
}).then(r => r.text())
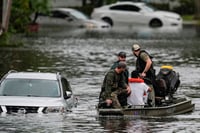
top-left (195, 25), bottom-right (200, 37)
top-left (0, 49), bottom-right (59, 77)
top-left (98, 117), bottom-right (151, 133)
top-left (35, 23), bottom-right (199, 39)
top-left (111, 24), bottom-right (183, 38)
top-left (97, 115), bottom-right (198, 133)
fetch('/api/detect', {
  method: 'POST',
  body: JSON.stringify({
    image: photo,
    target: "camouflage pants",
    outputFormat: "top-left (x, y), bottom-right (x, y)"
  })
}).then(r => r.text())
top-left (111, 88), bottom-right (127, 109)
top-left (147, 84), bottom-right (155, 107)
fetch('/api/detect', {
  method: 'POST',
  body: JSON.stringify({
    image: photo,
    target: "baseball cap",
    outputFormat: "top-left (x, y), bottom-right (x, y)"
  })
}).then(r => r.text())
top-left (132, 44), bottom-right (141, 51)
top-left (118, 51), bottom-right (126, 58)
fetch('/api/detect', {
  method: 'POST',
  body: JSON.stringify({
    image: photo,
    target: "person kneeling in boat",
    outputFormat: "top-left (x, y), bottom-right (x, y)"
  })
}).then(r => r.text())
top-left (127, 71), bottom-right (152, 107)
top-left (98, 61), bottom-right (131, 109)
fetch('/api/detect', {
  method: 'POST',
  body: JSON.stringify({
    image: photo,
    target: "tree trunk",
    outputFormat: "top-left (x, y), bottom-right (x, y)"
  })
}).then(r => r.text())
top-left (32, 12), bottom-right (38, 24)
top-left (90, 0), bottom-right (95, 5)
top-left (195, 0), bottom-right (200, 19)
top-left (82, 0), bottom-right (87, 6)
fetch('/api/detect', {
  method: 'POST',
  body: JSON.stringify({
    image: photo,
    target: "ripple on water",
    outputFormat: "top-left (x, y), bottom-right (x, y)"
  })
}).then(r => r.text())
top-left (0, 26), bottom-right (200, 132)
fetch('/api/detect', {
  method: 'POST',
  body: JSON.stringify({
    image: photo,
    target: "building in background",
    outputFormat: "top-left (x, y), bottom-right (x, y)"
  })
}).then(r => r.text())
top-left (50, 0), bottom-right (82, 7)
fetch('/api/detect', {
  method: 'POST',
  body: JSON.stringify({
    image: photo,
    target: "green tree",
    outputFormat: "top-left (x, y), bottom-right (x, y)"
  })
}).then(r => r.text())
top-left (105, 0), bottom-right (117, 4)
top-left (9, 0), bottom-right (31, 33)
top-left (177, 0), bottom-right (195, 15)
top-left (29, 0), bottom-right (50, 24)
top-left (9, 0), bottom-right (50, 33)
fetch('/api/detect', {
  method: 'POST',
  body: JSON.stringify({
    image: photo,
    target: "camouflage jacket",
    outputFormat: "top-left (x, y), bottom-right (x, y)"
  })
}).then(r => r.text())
top-left (99, 69), bottom-right (127, 101)
top-left (111, 60), bottom-right (129, 84)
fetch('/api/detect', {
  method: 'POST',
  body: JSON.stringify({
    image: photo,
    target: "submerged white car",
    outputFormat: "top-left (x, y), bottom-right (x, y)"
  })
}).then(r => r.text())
top-left (91, 2), bottom-right (182, 28)
top-left (36, 8), bottom-right (110, 31)
top-left (0, 70), bottom-right (77, 114)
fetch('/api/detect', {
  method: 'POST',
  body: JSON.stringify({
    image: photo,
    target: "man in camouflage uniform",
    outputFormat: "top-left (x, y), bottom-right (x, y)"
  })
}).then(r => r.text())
top-left (110, 52), bottom-right (129, 106)
top-left (99, 61), bottom-right (131, 109)
top-left (132, 44), bottom-right (156, 107)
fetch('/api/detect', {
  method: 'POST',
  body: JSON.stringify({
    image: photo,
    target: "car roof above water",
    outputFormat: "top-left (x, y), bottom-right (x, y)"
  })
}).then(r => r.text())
top-left (5, 72), bottom-right (58, 80)
top-left (116, 1), bottom-right (145, 6)
top-left (52, 7), bottom-right (76, 12)
top-left (98, 2), bottom-right (145, 9)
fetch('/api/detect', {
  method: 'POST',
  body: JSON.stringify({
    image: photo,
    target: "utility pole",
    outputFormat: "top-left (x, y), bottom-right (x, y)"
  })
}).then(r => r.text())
top-left (3, 0), bottom-right (12, 32)
top-left (0, 0), bottom-right (3, 35)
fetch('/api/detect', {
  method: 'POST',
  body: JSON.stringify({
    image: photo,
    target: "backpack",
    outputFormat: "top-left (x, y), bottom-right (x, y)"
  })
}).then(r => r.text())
top-left (154, 66), bottom-right (180, 97)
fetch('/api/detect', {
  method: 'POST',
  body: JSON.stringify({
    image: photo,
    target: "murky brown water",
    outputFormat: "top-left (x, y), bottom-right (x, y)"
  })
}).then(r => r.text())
top-left (0, 25), bottom-right (200, 132)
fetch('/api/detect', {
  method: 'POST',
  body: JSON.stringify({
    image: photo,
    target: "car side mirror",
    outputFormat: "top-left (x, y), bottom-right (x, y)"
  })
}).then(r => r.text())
top-left (64, 91), bottom-right (72, 99)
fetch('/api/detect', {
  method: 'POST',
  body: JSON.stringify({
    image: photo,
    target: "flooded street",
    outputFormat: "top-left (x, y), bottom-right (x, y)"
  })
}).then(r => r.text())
top-left (0, 25), bottom-right (200, 132)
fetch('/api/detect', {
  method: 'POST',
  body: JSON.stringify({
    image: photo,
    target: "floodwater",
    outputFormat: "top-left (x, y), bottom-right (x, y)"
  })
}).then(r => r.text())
top-left (0, 25), bottom-right (200, 132)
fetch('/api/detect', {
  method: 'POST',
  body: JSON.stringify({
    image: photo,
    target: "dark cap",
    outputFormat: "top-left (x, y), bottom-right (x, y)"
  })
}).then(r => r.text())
top-left (117, 61), bottom-right (127, 69)
top-left (118, 51), bottom-right (126, 58)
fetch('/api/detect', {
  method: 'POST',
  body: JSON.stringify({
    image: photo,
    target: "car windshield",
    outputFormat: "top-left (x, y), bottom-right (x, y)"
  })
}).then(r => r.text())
top-left (141, 4), bottom-right (156, 12)
top-left (0, 79), bottom-right (60, 97)
top-left (70, 10), bottom-right (89, 20)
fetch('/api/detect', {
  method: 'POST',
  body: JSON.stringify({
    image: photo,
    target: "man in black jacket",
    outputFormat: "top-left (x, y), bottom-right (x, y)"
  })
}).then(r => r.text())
top-left (132, 44), bottom-right (155, 106)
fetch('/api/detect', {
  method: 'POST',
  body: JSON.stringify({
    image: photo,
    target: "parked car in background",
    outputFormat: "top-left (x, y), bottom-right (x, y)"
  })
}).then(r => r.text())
top-left (91, 2), bottom-right (182, 28)
top-left (36, 8), bottom-right (111, 31)
top-left (0, 70), bottom-right (77, 114)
